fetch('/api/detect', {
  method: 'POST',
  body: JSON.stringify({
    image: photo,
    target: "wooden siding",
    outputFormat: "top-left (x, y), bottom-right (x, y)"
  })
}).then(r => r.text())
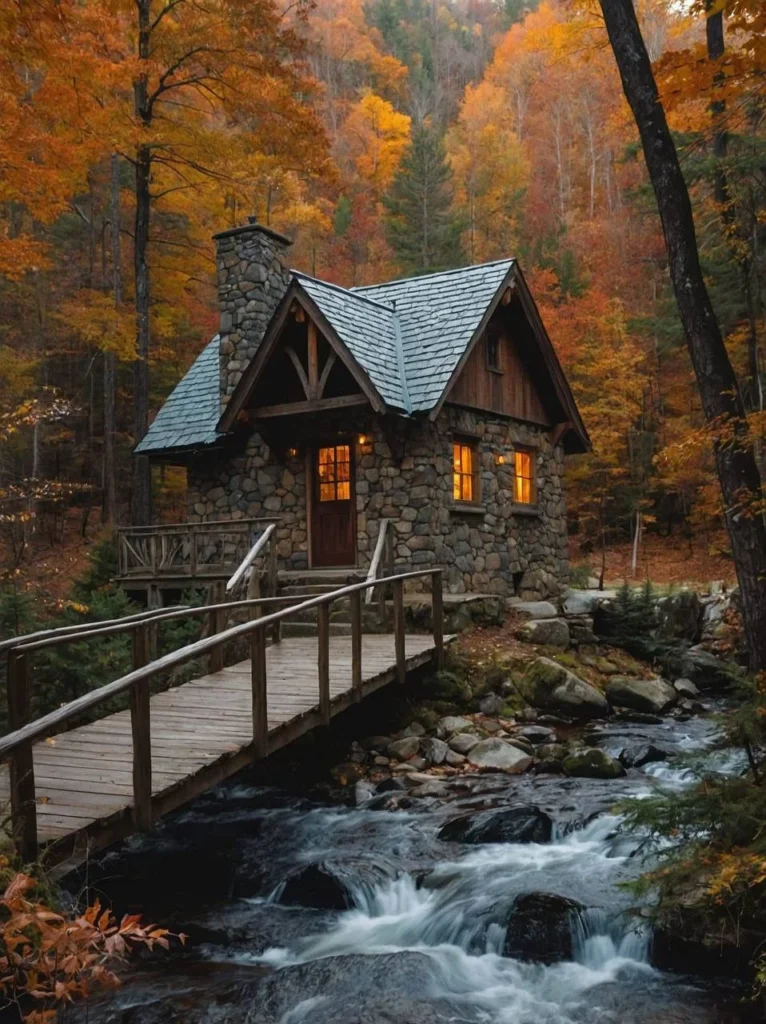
top-left (448, 327), bottom-right (551, 425)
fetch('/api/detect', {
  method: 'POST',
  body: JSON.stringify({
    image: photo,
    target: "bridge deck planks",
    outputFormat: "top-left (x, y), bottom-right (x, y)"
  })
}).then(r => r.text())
top-left (0, 633), bottom-right (444, 860)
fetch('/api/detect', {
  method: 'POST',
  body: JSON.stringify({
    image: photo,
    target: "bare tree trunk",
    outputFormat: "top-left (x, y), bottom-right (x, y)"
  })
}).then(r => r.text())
top-left (104, 153), bottom-right (120, 525)
top-left (131, 0), bottom-right (152, 525)
top-left (597, 0), bottom-right (766, 670)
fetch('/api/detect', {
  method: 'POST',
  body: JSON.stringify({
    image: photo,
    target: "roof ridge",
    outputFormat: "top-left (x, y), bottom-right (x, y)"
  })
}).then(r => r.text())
top-left (292, 271), bottom-right (395, 313)
top-left (352, 258), bottom-right (515, 292)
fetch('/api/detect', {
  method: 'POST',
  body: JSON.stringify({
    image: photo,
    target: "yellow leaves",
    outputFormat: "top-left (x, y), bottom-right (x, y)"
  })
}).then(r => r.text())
top-left (57, 292), bottom-right (136, 360)
top-left (341, 92), bottom-right (411, 196)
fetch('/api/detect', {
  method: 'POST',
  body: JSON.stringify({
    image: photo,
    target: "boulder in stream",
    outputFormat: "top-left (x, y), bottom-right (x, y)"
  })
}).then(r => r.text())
top-left (421, 737), bottom-right (449, 765)
top-left (279, 862), bottom-right (355, 910)
top-left (520, 657), bottom-right (608, 720)
top-left (438, 806), bottom-right (553, 845)
top-left (504, 891), bottom-right (584, 963)
top-left (562, 747), bottom-right (626, 779)
top-left (605, 676), bottom-right (677, 714)
top-left (466, 738), bottom-right (532, 773)
top-left (448, 732), bottom-right (480, 754)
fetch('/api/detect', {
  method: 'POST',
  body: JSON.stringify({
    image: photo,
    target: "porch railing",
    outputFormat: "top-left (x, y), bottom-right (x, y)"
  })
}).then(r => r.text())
top-left (116, 517), bottom-right (280, 580)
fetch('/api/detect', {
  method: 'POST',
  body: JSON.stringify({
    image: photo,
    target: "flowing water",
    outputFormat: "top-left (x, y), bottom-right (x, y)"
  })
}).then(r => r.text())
top-left (68, 705), bottom-right (753, 1024)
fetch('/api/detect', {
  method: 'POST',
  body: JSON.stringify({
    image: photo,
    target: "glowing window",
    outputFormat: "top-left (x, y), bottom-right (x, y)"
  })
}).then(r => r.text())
top-left (318, 445), bottom-right (351, 502)
top-left (453, 442), bottom-right (476, 503)
top-left (514, 450), bottom-right (535, 504)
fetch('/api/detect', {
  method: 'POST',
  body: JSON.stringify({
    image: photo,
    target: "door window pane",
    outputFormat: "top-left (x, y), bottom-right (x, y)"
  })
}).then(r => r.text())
top-left (318, 446), bottom-right (352, 502)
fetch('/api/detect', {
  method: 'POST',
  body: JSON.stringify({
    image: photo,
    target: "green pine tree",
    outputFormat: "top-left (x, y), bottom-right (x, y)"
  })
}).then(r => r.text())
top-left (384, 124), bottom-right (464, 276)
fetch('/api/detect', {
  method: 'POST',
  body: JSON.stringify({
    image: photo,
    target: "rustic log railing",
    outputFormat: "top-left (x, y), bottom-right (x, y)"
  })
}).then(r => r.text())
top-left (226, 522), bottom-right (277, 595)
top-left (116, 517), bottom-right (280, 580)
top-left (0, 569), bottom-right (444, 862)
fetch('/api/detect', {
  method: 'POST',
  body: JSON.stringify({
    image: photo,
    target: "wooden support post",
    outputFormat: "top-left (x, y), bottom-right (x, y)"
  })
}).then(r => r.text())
top-left (431, 570), bottom-right (445, 669)
top-left (208, 580), bottom-right (226, 674)
top-left (7, 651), bottom-right (37, 863)
top-left (392, 577), bottom-right (405, 685)
top-left (377, 579), bottom-right (387, 628)
top-left (350, 590), bottom-right (362, 701)
top-left (251, 627), bottom-right (268, 758)
top-left (268, 534), bottom-right (278, 597)
top-left (317, 603), bottom-right (330, 725)
top-left (130, 624), bottom-right (152, 831)
top-left (307, 320), bottom-right (318, 399)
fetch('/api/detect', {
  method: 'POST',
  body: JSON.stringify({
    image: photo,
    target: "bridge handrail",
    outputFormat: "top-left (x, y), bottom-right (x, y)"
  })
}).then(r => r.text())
top-left (0, 605), bottom-right (188, 656)
top-left (1, 568), bottom-right (444, 860)
top-left (226, 522), bottom-right (276, 593)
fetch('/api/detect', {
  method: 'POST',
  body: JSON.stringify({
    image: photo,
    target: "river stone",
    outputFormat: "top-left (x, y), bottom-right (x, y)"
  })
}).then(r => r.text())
top-left (679, 646), bottom-right (740, 690)
top-left (521, 657), bottom-right (608, 720)
top-left (436, 716), bottom-right (473, 739)
top-left (448, 732), bottom-right (480, 754)
top-left (562, 747), bottom-right (626, 779)
top-left (674, 677), bottom-right (700, 698)
top-left (467, 738), bottom-right (533, 773)
top-left (518, 618), bottom-right (570, 648)
top-left (519, 725), bottom-right (556, 745)
top-left (421, 737), bottom-right (449, 765)
top-left (504, 891), bottom-right (584, 963)
top-left (279, 862), bottom-right (353, 910)
top-left (388, 736), bottom-right (421, 760)
top-left (438, 806), bottom-right (553, 845)
top-left (509, 600), bottom-right (558, 619)
top-left (478, 693), bottom-right (506, 715)
top-left (354, 780), bottom-right (375, 806)
top-left (400, 721), bottom-right (426, 738)
top-left (445, 750), bottom-right (466, 767)
top-left (506, 737), bottom-right (535, 756)
top-left (376, 777), bottom-right (409, 794)
top-left (605, 677), bottom-right (677, 714)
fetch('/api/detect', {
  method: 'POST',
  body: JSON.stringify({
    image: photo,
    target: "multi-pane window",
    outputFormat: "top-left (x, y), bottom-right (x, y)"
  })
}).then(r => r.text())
top-left (318, 445), bottom-right (351, 502)
top-left (453, 441), bottom-right (477, 502)
top-left (514, 449), bottom-right (535, 504)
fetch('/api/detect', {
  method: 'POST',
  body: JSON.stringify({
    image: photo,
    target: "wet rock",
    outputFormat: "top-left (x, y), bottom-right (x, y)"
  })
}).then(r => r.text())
top-left (482, 719), bottom-right (503, 734)
top-left (376, 777), bottom-right (409, 794)
top-left (614, 711), bottom-right (663, 725)
top-left (478, 693), bottom-right (506, 716)
top-left (421, 737), bottom-right (449, 766)
top-left (449, 733), bottom-right (480, 755)
top-left (521, 657), bottom-right (609, 720)
top-left (563, 747), bottom-right (626, 779)
top-left (409, 756), bottom-right (428, 771)
top-left (279, 862), bottom-right (353, 910)
top-left (435, 716), bottom-right (473, 739)
top-left (438, 806), bottom-right (553, 844)
top-left (519, 725), bottom-right (556, 745)
top-left (444, 750), bottom-right (466, 767)
top-left (674, 677), bottom-right (700, 698)
top-left (537, 742), bottom-right (568, 762)
top-left (619, 744), bottom-right (668, 769)
top-left (605, 677), bottom-right (677, 714)
top-left (400, 721), bottom-right (426, 738)
top-left (506, 737), bottom-right (535, 756)
top-left (388, 736), bottom-right (421, 761)
top-left (410, 780), bottom-right (449, 798)
top-left (467, 738), bottom-right (533, 773)
top-left (518, 618), bottom-right (570, 648)
top-left (504, 891), bottom-right (584, 963)
top-left (679, 647), bottom-right (740, 690)
top-left (354, 780), bottom-right (375, 806)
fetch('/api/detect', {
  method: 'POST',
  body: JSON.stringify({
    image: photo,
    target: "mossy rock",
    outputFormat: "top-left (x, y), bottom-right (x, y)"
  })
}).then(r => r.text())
top-left (431, 670), bottom-right (473, 704)
top-left (520, 657), bottom-right (609, 720)
top-left (562, 747), bottom-right (625, 779)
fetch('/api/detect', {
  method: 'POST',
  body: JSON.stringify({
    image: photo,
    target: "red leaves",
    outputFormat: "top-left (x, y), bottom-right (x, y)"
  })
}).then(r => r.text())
top-left (0, 867), bottom-right (185, 1021)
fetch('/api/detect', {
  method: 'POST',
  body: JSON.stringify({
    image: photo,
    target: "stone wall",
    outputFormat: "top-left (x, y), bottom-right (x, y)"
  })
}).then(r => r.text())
top-left (186, 405), bottom-right (569, 600)
top-left (214, 222), bottom-right (292, 407)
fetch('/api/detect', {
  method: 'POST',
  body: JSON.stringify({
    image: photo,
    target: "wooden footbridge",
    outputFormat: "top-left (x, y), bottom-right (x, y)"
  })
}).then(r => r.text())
top-left (0, 569), bottom-right (446, 869)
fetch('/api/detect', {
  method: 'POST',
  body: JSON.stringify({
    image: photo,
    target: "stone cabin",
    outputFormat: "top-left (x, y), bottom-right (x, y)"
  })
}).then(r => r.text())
top-left (136, 220), bottom-right (590, 600)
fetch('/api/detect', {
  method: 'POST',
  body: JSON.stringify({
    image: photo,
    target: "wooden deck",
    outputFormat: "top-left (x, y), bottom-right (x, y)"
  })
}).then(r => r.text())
top-left (0, 633), bottom-right (444, 865)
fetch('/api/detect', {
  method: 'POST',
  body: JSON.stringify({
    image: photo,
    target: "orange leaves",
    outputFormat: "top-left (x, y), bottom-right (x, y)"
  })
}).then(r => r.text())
top-left (341, 92), bottom-right (411, 196)
top-left (0, 875), bottom-right (184, 1021)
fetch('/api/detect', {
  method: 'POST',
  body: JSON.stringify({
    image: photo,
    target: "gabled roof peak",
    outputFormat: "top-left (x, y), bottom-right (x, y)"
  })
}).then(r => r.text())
top-left (352, 257), bottom-right (515, 292)
top-left (291, 271), bottom-right (395, 313)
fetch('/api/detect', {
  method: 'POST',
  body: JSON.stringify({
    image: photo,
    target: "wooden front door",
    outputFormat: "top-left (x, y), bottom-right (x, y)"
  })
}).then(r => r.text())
top-left (311, 443), bottom-right (356, 567)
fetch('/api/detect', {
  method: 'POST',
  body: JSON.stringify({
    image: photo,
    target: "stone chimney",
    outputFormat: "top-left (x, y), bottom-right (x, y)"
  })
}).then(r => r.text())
top-left (214, 218), bottom-right (292, 407)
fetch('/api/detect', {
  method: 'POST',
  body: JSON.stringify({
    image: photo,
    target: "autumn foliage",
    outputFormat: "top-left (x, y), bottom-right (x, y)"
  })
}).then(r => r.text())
top-left (0, 865), bottom-right (183, 1022)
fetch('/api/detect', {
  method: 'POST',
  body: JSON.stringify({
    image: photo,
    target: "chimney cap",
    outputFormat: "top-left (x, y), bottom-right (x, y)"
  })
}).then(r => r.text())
top-left (213, 221), bottom-right (292, 246)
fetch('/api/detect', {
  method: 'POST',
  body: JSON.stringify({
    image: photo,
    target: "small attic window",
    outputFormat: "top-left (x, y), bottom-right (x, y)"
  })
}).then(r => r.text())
top-left (486, 327), bottom-right (502, 373)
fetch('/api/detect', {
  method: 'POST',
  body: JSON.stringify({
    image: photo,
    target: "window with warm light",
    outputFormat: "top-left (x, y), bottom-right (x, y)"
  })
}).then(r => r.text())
top-left (453, 441), bottom-right (477, 503)
top-left (318, 445), bottom-right (351, 502)
top-left (513, 449), bottom-right (535, 504)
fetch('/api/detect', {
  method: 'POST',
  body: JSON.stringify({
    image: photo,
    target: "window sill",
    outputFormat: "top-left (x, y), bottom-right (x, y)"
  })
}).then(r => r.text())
top-left (511, 503), bottom-right (540, 516)
top-left (449, 502), bottom-right (486, 515)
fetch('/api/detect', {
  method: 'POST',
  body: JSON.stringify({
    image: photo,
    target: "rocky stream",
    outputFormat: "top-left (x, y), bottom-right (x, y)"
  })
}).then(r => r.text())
top-left (65, 643), bottom-right (758, 1024)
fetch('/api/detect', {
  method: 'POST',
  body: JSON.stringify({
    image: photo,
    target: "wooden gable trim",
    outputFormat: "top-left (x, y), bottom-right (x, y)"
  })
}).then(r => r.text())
top-left (218, 282), bottom-right (386, 433)
top-left (428, 266), bottom-right (517, 423)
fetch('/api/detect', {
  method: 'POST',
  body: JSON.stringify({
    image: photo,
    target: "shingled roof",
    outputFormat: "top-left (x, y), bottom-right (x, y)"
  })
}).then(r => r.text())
top-left (136, 258), bottom-right (588, 455)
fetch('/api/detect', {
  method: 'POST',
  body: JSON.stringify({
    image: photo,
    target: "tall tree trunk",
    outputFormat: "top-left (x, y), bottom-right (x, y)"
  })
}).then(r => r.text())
top-left (597, 0), bottom-right (766, 670)
top-left (131, 0), bottom-right (152, 525)
top-left (104, 153), bottom-right (120, 525)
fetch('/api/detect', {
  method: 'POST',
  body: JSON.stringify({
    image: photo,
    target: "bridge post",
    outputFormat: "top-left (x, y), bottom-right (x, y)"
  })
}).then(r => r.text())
top-left (317, 603), bottom-right (330, 725)
top-left (392, 578), bottom-right (405, 684)
top-left (130, 625), bottom-right (152, 831)
top-left (208, 580), bottom-right (226, 673)
top-left (251, 626), bottom-right (268, 757)
top-left (7, 651), bottom-right (38, 863)
top-left (431, 571), bottom-right (444, 669)
top-left (350, 590), bottom-right (362, 701)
